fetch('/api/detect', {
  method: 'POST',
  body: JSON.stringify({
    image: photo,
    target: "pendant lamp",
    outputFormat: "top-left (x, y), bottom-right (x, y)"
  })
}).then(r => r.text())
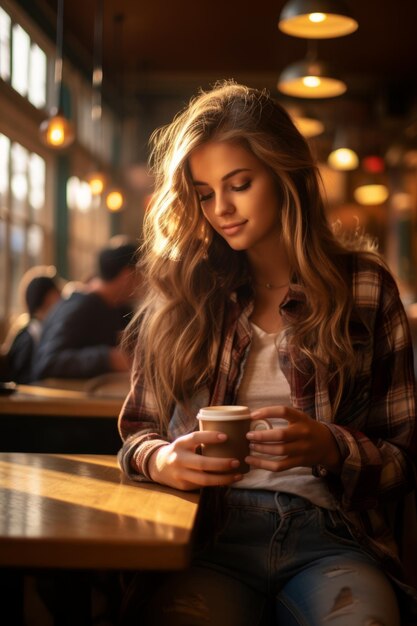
top-left (278, 57), bottom-right (346, 98)
top-left (286, 106), bottom-right (324, 138)
top-left (39, 0), bottom-right (74, 148)
top-left (293, 114), bottom-right (324, 138)
top-left (328, 127), bottom-right (359, 170)
top-left (278, 0), bottom-right (358, 39)
top-left (105, 13), bottom-right (126, 214)
top-left (86, 0), bottom-right (107, 195)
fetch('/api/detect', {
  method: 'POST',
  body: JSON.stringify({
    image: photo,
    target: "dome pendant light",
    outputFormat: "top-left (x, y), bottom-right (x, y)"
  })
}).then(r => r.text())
top-left (327, 127), bottom-right (359, 170)
top-left (278, 0), bottom-right (358, 39)
top-left (39, 0), bottom-right (74, 149)
top-left (278, 57), bottom-right (346, 98)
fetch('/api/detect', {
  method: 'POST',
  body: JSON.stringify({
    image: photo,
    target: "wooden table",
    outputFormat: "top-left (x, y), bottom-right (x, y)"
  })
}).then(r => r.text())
top-left (0, 452), bottom-right (200, 570)
top-left (0, 384), bottom-right (124, 417)
top-left (0, 386), bottom-right (124, 453)
top-left (0, 453), bottom-right (201, 625)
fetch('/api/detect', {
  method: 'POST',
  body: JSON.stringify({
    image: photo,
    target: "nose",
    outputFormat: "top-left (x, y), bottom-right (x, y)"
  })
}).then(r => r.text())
top-left (214, 191), bottom-right (234, 216)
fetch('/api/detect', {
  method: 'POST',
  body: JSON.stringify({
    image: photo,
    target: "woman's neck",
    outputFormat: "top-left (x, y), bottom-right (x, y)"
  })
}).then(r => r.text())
top-left (247, 244), bottom-right (291, 291)
top-left (246, 245), bottom-right (291, 334)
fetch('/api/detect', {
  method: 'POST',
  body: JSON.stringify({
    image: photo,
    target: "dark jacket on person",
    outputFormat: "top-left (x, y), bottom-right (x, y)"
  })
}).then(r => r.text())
top-left (7, 319), bottom-right (42, 384)
top-left (31, 291), bottom-right (132, 380)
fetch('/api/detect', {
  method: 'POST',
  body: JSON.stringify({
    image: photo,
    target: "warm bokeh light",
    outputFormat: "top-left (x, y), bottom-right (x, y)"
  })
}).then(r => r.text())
top-left (106, 190), bottom-right (124, 212)
top-left (302, 75), bottom-right (321, 88)
top-left (362, 155), bottom-right (385, 173)
top-left (278, 6), bottom-right (358, 39)
top-left (86, 171), bottom-right (106, 195)
top-left (354, 184), bottom-right (389, 205)
top-left (39, 114), bottom-right (75, 149)
top-left (309, 12), bottom-right (326, 23)
top-left (328, 148), bottom-right (359, 171)
top-left (292, 115), bottom-right (324, 138)
top-left (278, 74), bottom-right (346, 98)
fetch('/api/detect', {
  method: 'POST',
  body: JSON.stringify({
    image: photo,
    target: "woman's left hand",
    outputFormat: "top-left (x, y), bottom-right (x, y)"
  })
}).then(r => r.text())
top-left (246, 405), bottom-right (342, 474)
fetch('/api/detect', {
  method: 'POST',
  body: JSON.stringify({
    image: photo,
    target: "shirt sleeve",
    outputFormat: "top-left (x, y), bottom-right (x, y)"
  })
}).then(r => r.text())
top-left (117, 354), bottom-right (171, 482)
top-left (325, 267), bottom-right (417, 511)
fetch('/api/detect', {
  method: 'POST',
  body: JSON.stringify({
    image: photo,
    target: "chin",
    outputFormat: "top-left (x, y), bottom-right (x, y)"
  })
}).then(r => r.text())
top-left (225, 241), bottom-right (250, 252)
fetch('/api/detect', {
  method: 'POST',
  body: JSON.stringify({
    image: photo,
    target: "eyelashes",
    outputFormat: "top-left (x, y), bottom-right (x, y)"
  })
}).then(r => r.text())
top-left (198, 180), bottom-right (251, 203)
top-left (232, 181), bottom-right (251, 192)
top-left (199, 191), bottom-right (214, 203)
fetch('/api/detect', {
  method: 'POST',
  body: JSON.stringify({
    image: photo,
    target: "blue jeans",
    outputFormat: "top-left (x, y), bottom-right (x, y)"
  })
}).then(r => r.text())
top-left (143, 489), bottom-right (401, 626)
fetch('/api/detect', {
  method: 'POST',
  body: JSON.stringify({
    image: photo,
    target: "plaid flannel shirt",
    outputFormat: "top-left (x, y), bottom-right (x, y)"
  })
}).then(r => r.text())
top-left (118, 255), bottom-right (417, 589)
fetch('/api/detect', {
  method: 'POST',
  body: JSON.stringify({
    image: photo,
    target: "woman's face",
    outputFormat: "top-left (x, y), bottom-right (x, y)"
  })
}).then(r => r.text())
top-left (189, 140), bottom-right (281, 254)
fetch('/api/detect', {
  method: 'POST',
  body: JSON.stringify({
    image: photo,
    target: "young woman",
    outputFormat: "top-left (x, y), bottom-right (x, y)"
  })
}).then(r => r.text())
top-left (118, 81), bottom-right (417, 625)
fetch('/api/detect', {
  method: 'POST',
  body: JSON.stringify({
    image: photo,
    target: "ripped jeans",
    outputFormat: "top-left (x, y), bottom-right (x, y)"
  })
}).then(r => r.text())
top-left (141, 489), bottom-right (401, 626)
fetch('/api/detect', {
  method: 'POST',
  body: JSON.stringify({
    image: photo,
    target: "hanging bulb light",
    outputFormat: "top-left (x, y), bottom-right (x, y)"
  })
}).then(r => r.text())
top-left (39, 0), bottom-right (74, 149)
top-left (86, 0), bottom-right (107, 195)
top-left (278, 0), bottom-right (358, 39)
top-left (40, 113), bottom-right (74, 148)
top-left (86, 170), bottom-right (106, 195)
top-left (106, 188), bottom-right (124, 212)
top-left (104, 14), bottom-right (126, 216)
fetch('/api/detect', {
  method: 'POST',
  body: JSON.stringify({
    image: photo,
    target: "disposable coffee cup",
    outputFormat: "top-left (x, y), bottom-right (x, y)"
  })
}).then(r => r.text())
top-left (197, 405), bottom-right (272, 474)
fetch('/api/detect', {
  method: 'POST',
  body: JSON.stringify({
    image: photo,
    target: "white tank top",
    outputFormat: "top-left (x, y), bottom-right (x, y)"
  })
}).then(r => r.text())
top-left (235, 322), bottom-right (336, 509)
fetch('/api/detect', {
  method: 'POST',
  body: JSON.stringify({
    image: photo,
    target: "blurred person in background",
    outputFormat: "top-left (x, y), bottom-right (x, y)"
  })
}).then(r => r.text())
top-left (31, 242), bottom-right (139, 381)
top-left (3, 269), bottom-right (61, 384)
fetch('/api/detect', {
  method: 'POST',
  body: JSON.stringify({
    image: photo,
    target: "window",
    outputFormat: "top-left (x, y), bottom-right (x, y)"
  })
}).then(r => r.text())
top-left (11, 24), bottom-right (30, 97)
top-left (67, 176), bottom-right (110, 279)
top-left (29, 43), bottom-right (47, 108)
top-left (0, 7), bottom-right (11, 81)
top-left (0, 133), bottom-right (50, 327)
top-left (1, 9), bottom-right (47, 110)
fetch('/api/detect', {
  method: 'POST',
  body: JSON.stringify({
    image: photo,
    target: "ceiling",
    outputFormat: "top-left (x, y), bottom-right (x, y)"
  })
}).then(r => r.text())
top-left (19, 0), bottom-right (417, 157)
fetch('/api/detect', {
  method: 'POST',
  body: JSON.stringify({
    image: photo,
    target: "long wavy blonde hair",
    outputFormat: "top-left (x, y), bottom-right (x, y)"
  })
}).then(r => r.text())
top-left (128, 80), bottom-right (381, 427)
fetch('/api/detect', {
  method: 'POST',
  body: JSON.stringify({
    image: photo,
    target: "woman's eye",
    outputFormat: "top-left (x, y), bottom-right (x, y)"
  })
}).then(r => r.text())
top-left (199, 191), bottom-right (214, 203)
top-left (232, 181), bottom-right (251, 192)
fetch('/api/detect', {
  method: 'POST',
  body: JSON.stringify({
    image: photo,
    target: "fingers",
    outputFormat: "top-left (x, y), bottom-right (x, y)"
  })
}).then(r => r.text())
top-left (245, 453), bottom-right (302, 473)
top-left (251, 406), bottom-right (306, 423)
top-left (248, 441), bottom-right (286, 457)
top-left (178, 430), bottom-right (229, 449)
top-left (170, 432), bottom-right (245, 488)
top-left (247, 426), bottom-right (290, 443)
top-left (181, 449), bottom-right (242, 473)
top-left (180, 467), bottom-right (243, 488)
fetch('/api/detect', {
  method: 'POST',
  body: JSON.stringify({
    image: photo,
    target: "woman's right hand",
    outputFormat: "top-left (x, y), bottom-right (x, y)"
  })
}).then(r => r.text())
top-left (148, 431), bottom-right (243, 491)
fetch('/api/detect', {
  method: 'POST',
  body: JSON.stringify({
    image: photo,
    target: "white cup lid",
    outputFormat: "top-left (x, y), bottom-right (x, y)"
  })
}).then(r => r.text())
top-left (197, 405), bottom-right (250, 421)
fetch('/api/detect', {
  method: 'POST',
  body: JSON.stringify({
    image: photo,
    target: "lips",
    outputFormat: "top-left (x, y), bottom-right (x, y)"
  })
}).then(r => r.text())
top-left (221, 220), bottom-right (248, 235)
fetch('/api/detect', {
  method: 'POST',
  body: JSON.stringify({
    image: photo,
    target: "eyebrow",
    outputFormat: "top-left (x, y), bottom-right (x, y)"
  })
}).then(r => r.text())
top-left (192, 168), bottom-right (252, 186)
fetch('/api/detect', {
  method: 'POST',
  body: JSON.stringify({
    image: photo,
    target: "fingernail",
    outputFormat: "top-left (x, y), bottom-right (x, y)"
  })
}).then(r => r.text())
top-left (249, 443), bottom-right (255, 449)
top-left (230, 459), bottom-right (240, 468)
top-left (217, 433), bottom-right (227, 441)
top-left (246, 432), bottom-right (254, 439)
top-left (233, 474), bottom-right (243, 481)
